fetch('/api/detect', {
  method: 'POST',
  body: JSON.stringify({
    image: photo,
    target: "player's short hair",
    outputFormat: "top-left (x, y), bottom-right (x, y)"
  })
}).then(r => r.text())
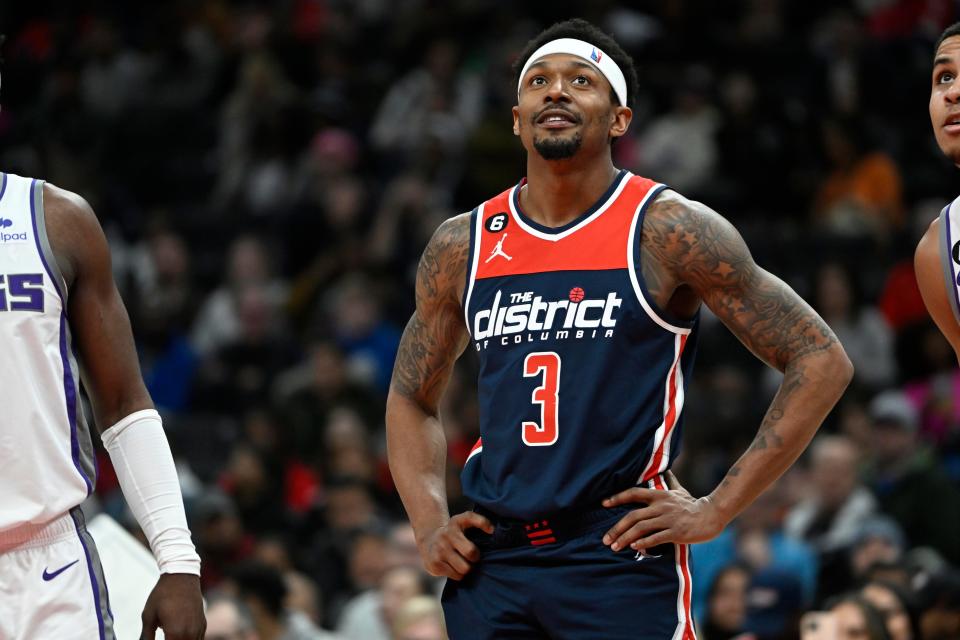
top-left (936, 22), bottom-right (960, 53)
top-left (513, 18), bottom-right (639, 110)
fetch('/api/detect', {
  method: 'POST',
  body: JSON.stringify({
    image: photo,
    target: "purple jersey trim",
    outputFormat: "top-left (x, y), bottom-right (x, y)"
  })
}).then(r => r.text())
top-left (29, 179), bottom-right (92, 495)
top-left (70, 510), bottom-right (107, 640)
top-left (0, 173), bottom-right (7, 204)
top-left (945, 205), bottom-right (960, 320)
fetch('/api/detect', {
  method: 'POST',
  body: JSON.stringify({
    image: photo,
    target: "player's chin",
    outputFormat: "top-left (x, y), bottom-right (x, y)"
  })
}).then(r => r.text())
top-left (948, 146), bottom-right (960, 168)
top-left (935, 135), bottom-right (960, 165)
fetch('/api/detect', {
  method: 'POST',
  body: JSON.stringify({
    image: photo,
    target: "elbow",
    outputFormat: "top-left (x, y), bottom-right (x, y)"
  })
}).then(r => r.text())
top-left (829, 344), bottom-right (855, 389)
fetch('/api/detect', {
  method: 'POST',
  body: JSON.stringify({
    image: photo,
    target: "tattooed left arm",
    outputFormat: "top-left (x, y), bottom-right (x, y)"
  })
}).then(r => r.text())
top-left (602, 191), bottom-right (853, 551)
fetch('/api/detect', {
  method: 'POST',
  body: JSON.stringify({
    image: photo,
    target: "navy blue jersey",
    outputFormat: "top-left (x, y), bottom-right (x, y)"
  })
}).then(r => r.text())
top-left (461, 171), bottom-right (699, 518)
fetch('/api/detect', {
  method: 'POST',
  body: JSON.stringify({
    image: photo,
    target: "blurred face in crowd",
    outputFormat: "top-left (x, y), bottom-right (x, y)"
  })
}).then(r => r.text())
top-left (851, 537), bottom-right (901, 578)
top-left (709, 566), bottom-right (749, 632)
top-left (396, 617), bottom-right (446, 640)
top-left (228, 237), bottom-right (270, 287)
top-left (931, 35), bottom-right (960, 165)
top-left (205, 600), bottom-right (259, 640)
top-left (811, 437), bottom-right (859, 509)
top-left (349, 533), bottom-right (388, 590)
top-left (513, 54), bottom-right (630, 162)
top-left (862, 583), bottom-right (912, 640)
top-left (326, 484), bottom-right (374, 532)
top-left (381, 566), bottom-right (427, 626)
top-left (831, 601), bottom-right (872, 640)
top-left (871, 422), bottom-right (914, 468)
top-left (285, 571), bottom-right (321, 625)
top-left (816, 264), bottom-right (852, 321)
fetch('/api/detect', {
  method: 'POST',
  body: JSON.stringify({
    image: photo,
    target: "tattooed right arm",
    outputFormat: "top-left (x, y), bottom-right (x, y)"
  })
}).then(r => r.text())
top-left (386, 212), bottom-right (472, 547)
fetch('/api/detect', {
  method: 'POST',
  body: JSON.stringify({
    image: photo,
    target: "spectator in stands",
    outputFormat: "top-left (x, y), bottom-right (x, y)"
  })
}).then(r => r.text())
top-left (206, 593), bottom-right (261, 640)
top-left (699, 563), bottom-right (753, 640)
top-left (861, 581), bottom-right (919, 640)
top-left (194, 490), bottom-right (255, 590)
top-left (918, 571), bottom-right (960, 640)
top-left (229, 561), bottom-right (340, 640)
top-left (693, 482), bottom-right (817, 624)
top-left (813, 118), bottom-right (903, 239)
top-left (337, 565), bottom-right (432, 640)
top-left (786, 435), bottom-right (876, 551)
top-left (825, 593), bottom-right (892, 640)
top-left (786, 434), bottom-right (877, 597)
top-left (391, 596), bottom-right (447, 640)
top-left (192, 235), bottom-right (288, 356)
top-left (813, 263), bottom-right (896, 390)
top-left (867, 391), bottom-right (960, 563)
top-left (848, 517), bottom-right (908, 599)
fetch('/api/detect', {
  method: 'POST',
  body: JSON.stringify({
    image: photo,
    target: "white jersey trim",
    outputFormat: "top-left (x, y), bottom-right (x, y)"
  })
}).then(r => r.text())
top-left (506, 171), bottom-right (633, 242)
top-left (462, 204), bottom-right (485, 336)
top-left (627, 185), bottom-right (693, 336)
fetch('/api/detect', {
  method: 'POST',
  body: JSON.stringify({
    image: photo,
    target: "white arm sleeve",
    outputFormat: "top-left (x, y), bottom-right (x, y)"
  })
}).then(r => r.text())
top-left (101, 409), bottom-right (201, 576)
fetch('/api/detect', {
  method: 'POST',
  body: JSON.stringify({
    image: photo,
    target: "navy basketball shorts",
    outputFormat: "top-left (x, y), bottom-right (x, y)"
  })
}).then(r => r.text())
top-left (441, 504), bottom-right (696, 639)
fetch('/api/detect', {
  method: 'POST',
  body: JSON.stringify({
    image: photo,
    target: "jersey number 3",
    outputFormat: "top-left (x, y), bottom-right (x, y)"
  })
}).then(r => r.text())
top-left (522, 352), bottom-right (560, 446)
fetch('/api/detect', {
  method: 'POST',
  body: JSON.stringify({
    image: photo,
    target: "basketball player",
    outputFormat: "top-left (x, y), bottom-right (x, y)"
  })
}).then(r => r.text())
top-left (0, 89), bottom-right (205, 640)
top-left (386, 18), bottom-right (852, 639)
top-left (917, 22), bottom-right (960, 360)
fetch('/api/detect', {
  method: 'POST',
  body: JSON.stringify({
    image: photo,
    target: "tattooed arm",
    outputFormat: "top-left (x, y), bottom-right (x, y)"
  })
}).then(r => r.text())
top-left (603, 190), bottom-right (853, 552)
top-left (385, 213), bottom-right (493, 580)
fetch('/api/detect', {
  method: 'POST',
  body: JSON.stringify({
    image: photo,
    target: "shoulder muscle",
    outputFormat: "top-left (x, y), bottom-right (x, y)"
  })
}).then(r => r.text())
top-left (416, 211), bottom-right (472, 310)
top-left (916, 219), bottom-right (960, 356)
top-left (42, 183), bottom-right (110, 290)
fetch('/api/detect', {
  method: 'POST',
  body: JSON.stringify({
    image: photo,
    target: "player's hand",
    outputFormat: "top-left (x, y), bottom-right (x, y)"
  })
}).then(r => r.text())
top-left (418, 511), bottom-right (494, 581)
top-left (141, 572), bottom-right (206, 640)
top-left (601, 471), bottom-right (725, 552)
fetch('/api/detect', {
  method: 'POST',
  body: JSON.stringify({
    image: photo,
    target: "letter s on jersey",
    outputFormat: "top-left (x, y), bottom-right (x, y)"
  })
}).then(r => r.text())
top-left (0, 273), bottom-right (45, 312)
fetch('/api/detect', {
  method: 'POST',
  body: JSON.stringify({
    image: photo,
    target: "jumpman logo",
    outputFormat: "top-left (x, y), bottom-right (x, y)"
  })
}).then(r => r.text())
top-left (485, 233), bottom-right (513, 263)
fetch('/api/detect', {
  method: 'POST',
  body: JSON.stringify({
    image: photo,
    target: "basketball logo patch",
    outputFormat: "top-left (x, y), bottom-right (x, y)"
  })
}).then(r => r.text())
top-left (569, 287), bottom-right (585, 302)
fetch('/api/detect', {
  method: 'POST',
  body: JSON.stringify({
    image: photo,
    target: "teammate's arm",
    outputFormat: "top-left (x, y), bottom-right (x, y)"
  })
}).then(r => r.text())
top-left (44, 185), bottom-right (206, 640)
top-left (915, 220), bottom-right (960, 359)
top-left (386, 213), bottom-right (493, 580)
top-left (603, 190), bottom-right (853, 551)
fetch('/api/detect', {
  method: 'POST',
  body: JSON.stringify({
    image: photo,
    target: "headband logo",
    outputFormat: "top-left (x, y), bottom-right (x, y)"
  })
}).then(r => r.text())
top-left (591, 48), bottom-right (602, 63)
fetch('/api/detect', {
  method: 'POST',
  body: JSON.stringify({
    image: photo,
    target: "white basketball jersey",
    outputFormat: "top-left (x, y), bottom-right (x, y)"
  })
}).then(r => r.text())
top-left (0, 173), bottom-right (94, 533)
top-left (940, 196), bottom-right (960, 325)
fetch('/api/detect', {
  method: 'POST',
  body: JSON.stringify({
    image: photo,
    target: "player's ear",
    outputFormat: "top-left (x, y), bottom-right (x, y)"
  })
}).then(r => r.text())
top-left (609, 105), bottom-right (632, 139)
top-left (512, 105), bottom-right (520, 136)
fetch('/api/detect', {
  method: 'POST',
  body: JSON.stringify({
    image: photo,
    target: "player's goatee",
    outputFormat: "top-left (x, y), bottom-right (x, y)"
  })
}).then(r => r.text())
top-left (534, 133), bottom-right (582, 160)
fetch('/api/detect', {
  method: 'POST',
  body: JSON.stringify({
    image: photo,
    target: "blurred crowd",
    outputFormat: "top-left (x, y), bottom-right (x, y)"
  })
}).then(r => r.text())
top-left (3, 0), bottom-right (960, 638)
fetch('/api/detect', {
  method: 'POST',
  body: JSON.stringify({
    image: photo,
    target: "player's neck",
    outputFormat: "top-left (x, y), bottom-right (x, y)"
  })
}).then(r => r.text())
top-left (521, 154), bottom-right (620, 228)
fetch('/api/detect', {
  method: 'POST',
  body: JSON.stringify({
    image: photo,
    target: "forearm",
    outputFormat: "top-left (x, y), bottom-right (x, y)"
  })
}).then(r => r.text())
top-left (708, 347), bottom-right (853, 523)
top-left (386, 392), bottom-right (452, 544)
top-left (102, 410), bottom-right (200, 575)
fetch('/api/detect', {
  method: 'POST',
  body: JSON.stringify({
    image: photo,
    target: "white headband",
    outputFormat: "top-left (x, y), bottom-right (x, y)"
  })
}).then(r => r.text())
top-left (517, 37), bottom-right (628, 107)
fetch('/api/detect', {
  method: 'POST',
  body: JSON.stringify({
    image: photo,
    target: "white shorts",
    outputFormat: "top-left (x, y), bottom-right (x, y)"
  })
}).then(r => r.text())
top-left (0, 508), bottom-right (115, 640)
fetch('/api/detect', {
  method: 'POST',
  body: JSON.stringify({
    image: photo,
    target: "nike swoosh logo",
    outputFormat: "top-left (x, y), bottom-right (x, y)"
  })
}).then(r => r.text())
top-left (42, 559), bottom-right (80, 581)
